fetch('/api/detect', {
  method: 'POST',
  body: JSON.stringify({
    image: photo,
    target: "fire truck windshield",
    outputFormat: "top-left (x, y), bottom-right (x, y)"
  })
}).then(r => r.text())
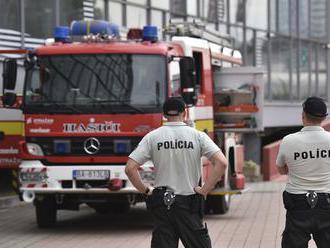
top-left (23, 54), bottom-right (166, 114)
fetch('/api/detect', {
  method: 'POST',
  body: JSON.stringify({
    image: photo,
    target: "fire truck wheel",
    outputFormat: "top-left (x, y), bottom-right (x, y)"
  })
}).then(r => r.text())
top-left (204, 195), bottom-right (231, 215)
top-left (35, 196), bottom-right (57, 228)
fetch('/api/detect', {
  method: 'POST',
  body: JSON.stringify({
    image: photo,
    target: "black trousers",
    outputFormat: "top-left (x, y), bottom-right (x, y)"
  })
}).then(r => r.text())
top-left (282, 191), bottom-right (330, 248)
top-left (146, 188), bottom-right (212, 248)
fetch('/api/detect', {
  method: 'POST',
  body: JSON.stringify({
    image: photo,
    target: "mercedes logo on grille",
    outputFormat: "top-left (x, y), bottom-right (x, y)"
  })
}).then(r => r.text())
top-left (84, 137), bottom-right (101, 154)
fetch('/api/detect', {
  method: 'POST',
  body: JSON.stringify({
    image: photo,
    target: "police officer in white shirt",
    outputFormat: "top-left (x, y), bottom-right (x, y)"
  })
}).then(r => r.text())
top-left (276, 96), bottom-right (330, 248)
top-left (125, 97), bottom-right (228, 248)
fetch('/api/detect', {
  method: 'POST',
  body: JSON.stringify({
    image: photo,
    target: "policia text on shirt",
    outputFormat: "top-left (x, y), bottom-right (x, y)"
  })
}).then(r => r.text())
top-left (157, 140), bottom-right (194, 150)
top-left (294, 149), bottom-right (330, 160)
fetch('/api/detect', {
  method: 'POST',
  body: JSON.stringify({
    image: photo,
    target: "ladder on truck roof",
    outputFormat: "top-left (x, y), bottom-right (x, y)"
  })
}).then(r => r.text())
top-left (165, 21), bottom-right (233, 47)
top-left (166, 21), bottom-right (242, 66)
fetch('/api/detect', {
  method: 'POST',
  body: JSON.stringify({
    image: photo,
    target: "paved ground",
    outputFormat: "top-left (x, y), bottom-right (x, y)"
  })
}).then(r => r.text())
top-left (0, 180), bottom-right (318, 248)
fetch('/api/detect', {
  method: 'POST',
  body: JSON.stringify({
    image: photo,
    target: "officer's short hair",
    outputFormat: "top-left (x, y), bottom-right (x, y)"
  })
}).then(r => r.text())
top-left (303, 97), bottom-right (328, 122)
top-left (163, 97), bottom-right (186, 116)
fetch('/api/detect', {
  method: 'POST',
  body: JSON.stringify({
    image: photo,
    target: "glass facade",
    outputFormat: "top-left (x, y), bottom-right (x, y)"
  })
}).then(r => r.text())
top-left (227, 0), bottom-right (329, 101)
top-left (25, 0), bottom-right (55, 38)
top-left (0, 0), bottom-right (19, 31)
top-left (0, 0), bottom-right (329, 102)
top-left (60, 0), bottom-right (84, 26)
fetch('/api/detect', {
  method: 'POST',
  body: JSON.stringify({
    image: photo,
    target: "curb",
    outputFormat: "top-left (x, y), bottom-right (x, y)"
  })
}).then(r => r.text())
top-left (0, 195), bottom-right (24, 209)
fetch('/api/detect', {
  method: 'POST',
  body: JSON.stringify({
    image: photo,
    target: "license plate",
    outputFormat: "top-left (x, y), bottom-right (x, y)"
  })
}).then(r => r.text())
top-left (73, 170), bottom-right (110, 180)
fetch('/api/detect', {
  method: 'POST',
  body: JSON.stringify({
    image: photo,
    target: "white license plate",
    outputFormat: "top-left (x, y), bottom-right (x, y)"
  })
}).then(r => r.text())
top-left (73, 170), bottom-right (110, 180)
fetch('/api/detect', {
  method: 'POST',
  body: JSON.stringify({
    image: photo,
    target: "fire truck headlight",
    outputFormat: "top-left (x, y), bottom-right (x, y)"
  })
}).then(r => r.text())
top-left (114, 140), bottom-right (131, 154)
top-left (26, 143), bottom-right (44, 156)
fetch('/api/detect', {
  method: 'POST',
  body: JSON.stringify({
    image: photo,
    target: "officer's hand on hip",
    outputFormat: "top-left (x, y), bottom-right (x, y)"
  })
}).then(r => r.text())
top-left (194, 186), bottom-right (208, 198)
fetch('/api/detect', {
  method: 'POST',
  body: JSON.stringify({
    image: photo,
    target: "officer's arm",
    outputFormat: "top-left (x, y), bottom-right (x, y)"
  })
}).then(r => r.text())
top-left (277, 164), bottom-right (288, 175)
top-left (196, 151), bottom-right (228, 196)
top-left (125, 158), bottom-right (149, 194)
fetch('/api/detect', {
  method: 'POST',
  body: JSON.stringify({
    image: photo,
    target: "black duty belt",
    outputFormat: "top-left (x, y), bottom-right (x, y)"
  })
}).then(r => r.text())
top-left (153, 186), bottom-right (201, 210)
top-left (284, 191), bottom-right (330, 209)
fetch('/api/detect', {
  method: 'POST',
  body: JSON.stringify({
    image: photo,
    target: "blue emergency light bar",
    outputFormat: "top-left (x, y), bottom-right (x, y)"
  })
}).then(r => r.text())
top-left (143, 25), bottom-right (158, 42)
top-left (53, 26), bottom-right (70, 43)
top-left (71, 20), bottom-right (119, 37)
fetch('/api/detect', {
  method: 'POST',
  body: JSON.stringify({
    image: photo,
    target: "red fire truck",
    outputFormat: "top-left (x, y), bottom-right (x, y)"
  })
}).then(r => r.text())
top-left (2, 21), bottom-right (250, 228)
top-left (0, 55), bottom-right (25, 192)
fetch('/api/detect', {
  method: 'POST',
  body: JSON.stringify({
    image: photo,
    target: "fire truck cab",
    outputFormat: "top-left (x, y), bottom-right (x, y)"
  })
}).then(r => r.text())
top-left (2, 21), bottom-right (247, 228)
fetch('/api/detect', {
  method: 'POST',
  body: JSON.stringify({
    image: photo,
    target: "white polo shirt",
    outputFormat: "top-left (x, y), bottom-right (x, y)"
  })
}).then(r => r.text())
top-left (129, 122), bottom-right (220, 195)
top-left (276, 126), bottom-right (330, 194)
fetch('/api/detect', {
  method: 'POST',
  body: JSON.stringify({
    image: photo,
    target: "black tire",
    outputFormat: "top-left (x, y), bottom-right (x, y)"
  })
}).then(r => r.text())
top-left (205, 195), bottom-right (230, 215)
top-left (35, 196), bottom-right (57, 228)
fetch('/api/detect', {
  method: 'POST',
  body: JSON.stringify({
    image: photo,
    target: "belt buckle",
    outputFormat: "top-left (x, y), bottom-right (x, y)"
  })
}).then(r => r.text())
top-left (306, 191), bottom-right (318, 208)
top-left (163, 190), bottom-right (176, 210)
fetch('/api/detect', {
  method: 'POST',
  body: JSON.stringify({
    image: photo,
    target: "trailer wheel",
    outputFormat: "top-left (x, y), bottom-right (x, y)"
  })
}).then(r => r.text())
top-left (205, 195), bottom-right (230, 215)
top-left (35, 196), bottom-right (57, 228)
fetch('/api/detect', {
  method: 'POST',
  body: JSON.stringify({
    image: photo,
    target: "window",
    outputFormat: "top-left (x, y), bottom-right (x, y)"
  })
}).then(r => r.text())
top-left (60, 0), bottom-right (84, 26)
top-left (310, 0), bottom-right (327, 40)
top-left (169, 60), bottom-right (181, 97)
top-left (24, 54), bottom-right (166, 114)
top-left (187, 0), bottom-right (197, 16)
top-left (170, 0), bottom-right (186, 18)
top-left (25, 0), bottom-right (55, 38)
top-left (129, 0), bottom-right (147, 4)
top-left (95, 0), bottom-right (106, 20)
top-left (151, 10), bottom-right (163, 39)
top-left (151, 0), bottom-right (169, 10)
top-left (0, 0), bottom-right (19, 31)
top-left (127, 6), bottom-right (146, 28)
top-left (108, 2), bottom-right (122, 26)
top-left (193, 51), bottom-right (203, 94)
top-left (207, 0), bottom-right (217, 22)
top-left (245, 0), bottom-right (268, 30)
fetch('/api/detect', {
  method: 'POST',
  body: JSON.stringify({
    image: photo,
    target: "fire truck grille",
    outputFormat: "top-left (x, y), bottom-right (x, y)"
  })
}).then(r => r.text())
top-left (26, 137), bottom-right (142, 156)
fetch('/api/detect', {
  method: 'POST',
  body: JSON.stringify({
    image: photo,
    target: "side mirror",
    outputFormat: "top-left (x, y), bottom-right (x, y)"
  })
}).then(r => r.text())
top-left (179, 57), bottom-right (197, 106)
top-left (2, 92), bottom-right (17, 107)
top-left (0, 131), bottom-right (4, 141)
top-left (2, 59), bottom-right (17, 92)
